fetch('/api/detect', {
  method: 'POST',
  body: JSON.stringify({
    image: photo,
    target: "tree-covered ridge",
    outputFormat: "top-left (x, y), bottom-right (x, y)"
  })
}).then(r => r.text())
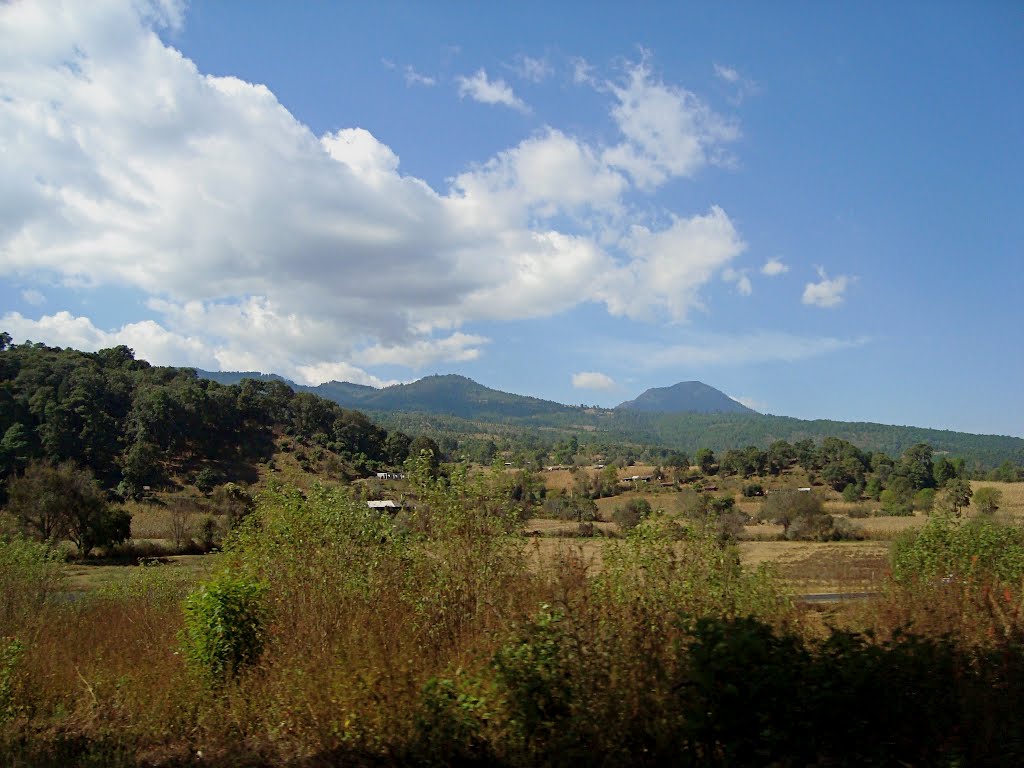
top-left (198, 369), bottom-right (1024, 468)
top-left (0, 335), bottom-right (405, 498)
top-left (199, 370), bottom-right (580, 420)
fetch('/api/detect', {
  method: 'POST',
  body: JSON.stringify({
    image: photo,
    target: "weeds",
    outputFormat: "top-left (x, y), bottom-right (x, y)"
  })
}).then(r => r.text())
top-left (4, 481), bottom-right (1024, 765)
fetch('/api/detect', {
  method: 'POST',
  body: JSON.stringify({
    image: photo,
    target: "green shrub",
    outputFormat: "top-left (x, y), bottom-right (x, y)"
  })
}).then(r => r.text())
top-left (181, 571), bottom-right (267, 686)
top-left (880, 488), bottom-right (914, 516)
top-left (892, 514), bottom-right (1024, 585)
top-left (973, 486), bottom-right (1002, 516)
top-left (0, 536), bottom-right (64, 634)
top-left (413, 675), bottom-right (494, 765)
top-left (6, 461), bottom-right (129, 555)
top-left (492, 604), bottom-right (572, 752)
top-left (0, 637), bottom-right (24, 724)
top-left (193, 467), bottom-right (221, 494)
top-left (759, 490), bottom-right (839, 540)
top-left (612, 498), bottom-right (652, 531)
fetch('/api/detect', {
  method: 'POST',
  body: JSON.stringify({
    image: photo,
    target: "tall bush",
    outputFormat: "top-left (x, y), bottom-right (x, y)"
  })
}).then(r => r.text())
top-left (181, 571), bottom-right (267, 686)
top-left (0, 536), bottom-right (64, 635)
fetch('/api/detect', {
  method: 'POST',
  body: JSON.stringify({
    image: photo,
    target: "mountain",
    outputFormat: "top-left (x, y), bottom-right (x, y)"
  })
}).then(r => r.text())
top-left (195, 372), bottom-right (576, 420)
top-left (616, 381), bottom-right (757, 415)
top-left (195, 370), bottom-right (1024, 467)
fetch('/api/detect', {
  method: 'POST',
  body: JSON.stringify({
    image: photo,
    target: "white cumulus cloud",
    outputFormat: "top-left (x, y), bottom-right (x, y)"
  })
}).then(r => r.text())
top-left (1, 310), bottom-right (217, 369)
top-left (404, 65), bottom-right (436, 87)
top-left (802, 267), bottom-right (851, 308)
top-left (456, 69), bottom-right (529, 112)
top-left (713, 63), bottom-right (740, 84)
top-left (572, 371), bottom-right (616, 390)
top-left (761, 258), bottom-right (789, 276)
top-left (598, 206), bottom-right (746, 322)
top-left (0, 3), bottom-right (763, 381)
top-left (511, 55), bottom-right (551, 82)
top-left (602, 58), bottom-right (740, 188)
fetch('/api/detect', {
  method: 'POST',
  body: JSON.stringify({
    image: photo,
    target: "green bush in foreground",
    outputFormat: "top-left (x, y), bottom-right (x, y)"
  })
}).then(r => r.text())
top-left (0, 535), bottom-right (64, 634)
top-left (892, 513), bottom-right (1024, 585)
top-left (181, 571), bottom-right (267, 687)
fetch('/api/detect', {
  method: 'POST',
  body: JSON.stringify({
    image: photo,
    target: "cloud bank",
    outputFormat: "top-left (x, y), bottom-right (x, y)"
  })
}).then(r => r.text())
top-left (0, 1), bottom-right (842, 383)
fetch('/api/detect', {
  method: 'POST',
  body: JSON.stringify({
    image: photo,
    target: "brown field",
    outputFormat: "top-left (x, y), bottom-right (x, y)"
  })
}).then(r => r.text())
top-left (522, 517), bottom-right (618, 536)
top-left (844, 513), bottom-right (924, 538)
top-left (521, 520), bottom-right (891, 593)
top-left (540, 464), bottom-right (659, 493)
top-left (525, 536), bottom-right (608, 575)
top-left (738, 540), bottom-right (890, 592)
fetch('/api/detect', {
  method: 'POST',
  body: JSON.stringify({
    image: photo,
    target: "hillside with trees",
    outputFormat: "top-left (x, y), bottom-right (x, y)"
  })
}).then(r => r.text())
top-left (197, 370), bottom-right (1024, 469)
top-left (0, 334), bottom-right (412, 503)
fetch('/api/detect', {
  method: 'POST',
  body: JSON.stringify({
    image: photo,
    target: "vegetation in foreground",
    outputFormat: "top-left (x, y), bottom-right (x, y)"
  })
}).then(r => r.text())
top-left (4, 339), bottom-right (1024, 764)
top-left (2, 458), bottom-right (1024, 766)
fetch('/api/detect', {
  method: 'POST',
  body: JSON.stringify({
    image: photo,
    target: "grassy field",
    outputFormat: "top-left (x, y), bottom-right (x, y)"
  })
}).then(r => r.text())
top-left (63, 554), bottom-right (215, 593)
top-left (971, 480), bottom-right (1024, 516)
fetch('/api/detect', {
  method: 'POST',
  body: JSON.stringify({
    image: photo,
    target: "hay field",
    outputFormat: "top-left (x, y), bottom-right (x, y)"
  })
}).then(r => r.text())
top-left (525, 537), bottom-right (608, 575)
top-left (738, 540), bottom-right (890, 592)
top-left (522, 527), bottom-right (890, 593)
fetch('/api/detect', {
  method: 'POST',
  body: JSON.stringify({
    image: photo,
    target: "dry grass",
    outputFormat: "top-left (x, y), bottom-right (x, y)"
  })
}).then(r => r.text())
top-left (127, 503), bottom-right (177, 540)
top-left (540, 464), bottom-right (659, 493)
top-left (970, 480), bottom-right (1024, 517)
top-left (845, 513), bottom-right (925, 539)
top-left (63, 554), bottom-right (214, 593)
top-left (525, 537), bottom-right (609, 575)
top-left (738, 541), bottom-right (890, 593)
top-left (593, 491), bottom-right (674, 519)
top-left (521, 517), bottom-right (617, 536)
top-left (523, 527), bottom-right (891, 594)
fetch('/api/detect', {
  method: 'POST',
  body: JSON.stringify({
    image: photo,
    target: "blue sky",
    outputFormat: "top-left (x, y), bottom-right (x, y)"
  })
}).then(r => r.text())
top-left (1, 1), bottom-right (1022, 437)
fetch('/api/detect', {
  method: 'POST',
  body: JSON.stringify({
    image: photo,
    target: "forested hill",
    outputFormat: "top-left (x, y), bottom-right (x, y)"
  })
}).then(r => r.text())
top-left (197, 369), bottom-right (1024, 469)
top-left (617, 381), bottom-right (757, 414)
top-left (0, 339), bottom-right (405, 496)
top-left (594, 410), bottom-right (1024, 470)
top-left (198, 371), bottom-right (579, 420)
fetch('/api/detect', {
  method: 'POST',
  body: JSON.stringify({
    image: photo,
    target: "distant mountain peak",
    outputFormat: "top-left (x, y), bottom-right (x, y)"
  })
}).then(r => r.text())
top-left (616, 381), bottom-right (757, 415)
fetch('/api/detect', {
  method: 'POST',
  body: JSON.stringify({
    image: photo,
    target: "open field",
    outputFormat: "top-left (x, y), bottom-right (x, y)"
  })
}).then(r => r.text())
top-left (540, 464), bottom-right (660, 493)
top-left (971, 480), bottom-right (1024, 517)
top-left (737, 541), bottom-right (890, 593)
top-left (63, 554), bottom-right (215, 593)
top-left (522, 523), bottom-right (891, 594)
